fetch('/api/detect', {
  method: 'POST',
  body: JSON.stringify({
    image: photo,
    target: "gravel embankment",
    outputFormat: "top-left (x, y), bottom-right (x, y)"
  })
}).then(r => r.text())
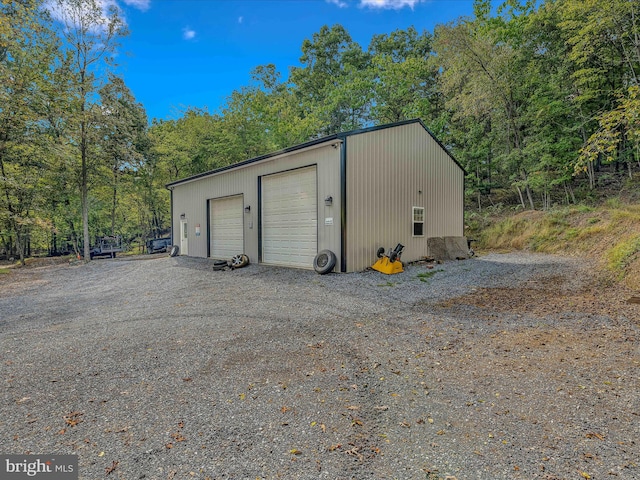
top-left (0, 253), bottom-right (638, 479)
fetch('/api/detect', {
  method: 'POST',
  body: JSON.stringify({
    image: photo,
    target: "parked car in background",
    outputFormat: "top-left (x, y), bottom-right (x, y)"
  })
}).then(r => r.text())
top-left (147, 237), bottom-right (172, 254)
top-left (89, 236), bottom-right (123, 259)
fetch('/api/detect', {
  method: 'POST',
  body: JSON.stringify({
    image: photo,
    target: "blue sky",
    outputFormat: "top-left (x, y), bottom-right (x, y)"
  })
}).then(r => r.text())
top-left (63, 0), bottom-right (477, 121)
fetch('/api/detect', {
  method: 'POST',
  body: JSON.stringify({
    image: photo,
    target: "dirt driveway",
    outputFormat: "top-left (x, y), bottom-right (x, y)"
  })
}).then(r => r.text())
top-left (0, 253), bottom-right (638, 479)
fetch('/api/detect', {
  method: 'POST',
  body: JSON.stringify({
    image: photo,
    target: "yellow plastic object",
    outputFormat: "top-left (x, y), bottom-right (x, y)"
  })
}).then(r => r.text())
top-left (371, 256), bottom-right (404, 275)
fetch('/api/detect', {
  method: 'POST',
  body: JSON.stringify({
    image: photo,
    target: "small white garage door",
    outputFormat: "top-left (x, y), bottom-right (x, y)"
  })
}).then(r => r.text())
top-left (210, 195), bottom-right (244, 259)
top-left (262, 166), bottom-right (317, 268)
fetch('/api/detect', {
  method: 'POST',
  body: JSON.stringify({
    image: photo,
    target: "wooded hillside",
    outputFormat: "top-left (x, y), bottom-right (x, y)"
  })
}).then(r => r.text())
top-left (2, 0), bottom-right (639, 263)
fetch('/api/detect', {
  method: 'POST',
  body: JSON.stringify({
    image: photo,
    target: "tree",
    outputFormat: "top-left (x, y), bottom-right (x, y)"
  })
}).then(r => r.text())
top-left (97, 74), bottom-right (147, 236)
top-left (434, 0), bottom-right (547, 209)
top-left (244, 64), bottom-right (322, 148)
top-left (290, 24), bottom-right (371, 134)
top-left (557, 0), bottom-right (640, 186)
top-left (0, 0), bottom-right (61, 263)
top-left (578, 86), bottom-right (640, 179)
top-left (367, 27), bottom-right (440, 125)
top-left (52, 0), bottom-right (127, 260)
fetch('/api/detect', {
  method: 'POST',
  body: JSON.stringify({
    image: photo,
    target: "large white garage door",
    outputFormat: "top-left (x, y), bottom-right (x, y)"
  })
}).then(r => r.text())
top-left (210, 195), bottom-right (244, 259)
top-left (262, 166), bottom-right (317, 268)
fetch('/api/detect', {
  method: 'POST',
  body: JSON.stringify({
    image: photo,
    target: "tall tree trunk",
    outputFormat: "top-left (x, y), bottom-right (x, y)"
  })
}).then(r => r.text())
top-left (564, 181), bottom-right (576, 205)
top-left (587, 161), bottom-right (595, 189)
top-left (0, 149), bottom-right (25, 265)
top-left (525, 184), bottom-right (535, 210)
top-left (516, 186), bottom-right (525, 209)
top-left (81, 117), bottom-right (90, 261)
top-left (521, 170), bottom-right (535, 210)
top-left (111, 165), bottom-right (118, 236)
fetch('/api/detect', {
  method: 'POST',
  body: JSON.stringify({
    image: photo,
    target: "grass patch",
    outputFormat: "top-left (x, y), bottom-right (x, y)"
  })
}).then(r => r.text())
top-left (473, 197), bottom-right (640, 289)
top-left (0, 268), bottom-right (10, 275)
top-left (612, 207), bottom-right (640, 221)
top-left (575, 224), bottom-right (607, 241)
top-left (575, 204), bottom-right (595, 213)
top-left (564, 227), bottom-right (580, 241)
top-left (605, 197), bottom-right (623, 209)
top-left (606, 235), bottom-right (640, 276)
top-left (377, 281), bottom-right (395, 287)
top-left (417, 270), bottom-right (443, 282)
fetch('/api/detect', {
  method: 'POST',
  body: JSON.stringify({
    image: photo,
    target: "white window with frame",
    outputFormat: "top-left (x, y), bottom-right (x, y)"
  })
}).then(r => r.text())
top-left (412, 206), bottom-right (425, 237)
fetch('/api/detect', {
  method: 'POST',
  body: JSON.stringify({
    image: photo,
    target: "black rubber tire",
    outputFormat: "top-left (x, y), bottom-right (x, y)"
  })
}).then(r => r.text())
top-left (213, 262), bottom-right (227, 271)
top-left (169, 245), bottom-right (179, 257)
top-left (389, 251), bottom-right (398, 263)
top-left (313, 250), bottom-right (336, 275)
top-left (230, 254), bottom-right (249, 268)
top-left (376, 247), bottom-right (386, 259)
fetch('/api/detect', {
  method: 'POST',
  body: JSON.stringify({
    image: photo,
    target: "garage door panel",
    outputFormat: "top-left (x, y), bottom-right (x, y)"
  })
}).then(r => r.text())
top-left (262, 167), bottom-right (317, 268)
top-left (210, 195), bottom-right (244, 259)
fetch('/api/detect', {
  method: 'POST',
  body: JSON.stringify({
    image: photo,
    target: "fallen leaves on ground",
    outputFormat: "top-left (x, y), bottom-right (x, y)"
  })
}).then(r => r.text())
top-left (435, 275), bottom-right (638, 322)
top-left (344, 445), bottom-right (364, 461)
top-left (105, 461), bottom-right (118, 475)
top-left (64, 411), bottom-right (83, 427)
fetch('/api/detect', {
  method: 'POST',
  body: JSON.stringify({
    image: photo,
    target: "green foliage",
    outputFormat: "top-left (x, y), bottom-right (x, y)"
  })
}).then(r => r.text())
top-left (0, 0), bottom-right (62, 263)
top-left (577, 86), bottom-right (640, 175)
top-left (606, 197), bottom-right (623, 210)
top-left (290, 24), bottom-right (371, 134)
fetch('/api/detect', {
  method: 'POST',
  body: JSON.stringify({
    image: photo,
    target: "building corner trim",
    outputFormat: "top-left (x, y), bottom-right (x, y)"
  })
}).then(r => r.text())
top-left (340, 138), bottom-right (347, 273)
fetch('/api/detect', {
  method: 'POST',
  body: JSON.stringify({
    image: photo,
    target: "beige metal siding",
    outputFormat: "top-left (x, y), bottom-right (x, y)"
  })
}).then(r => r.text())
top-left (170, 142), bottom-right (342, 266)
top-left (346, 122), bottom-right (464, 272)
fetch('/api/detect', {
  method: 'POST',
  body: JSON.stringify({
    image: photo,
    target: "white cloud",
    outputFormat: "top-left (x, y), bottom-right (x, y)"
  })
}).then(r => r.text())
top-left (238, 16), bottom-right (243, 24)
top-left (183, 27), bottom-right (196, 40)
top-left (45, 0), bottom-right (150, 31)
top-left (359, 0), bottom-right (423, 9)
top-left (326, 0), bottom-right (348, 7)
top-left (46, 0), bottom-right (119, 31)
top-left (122, 0), bottom-right (150, 11)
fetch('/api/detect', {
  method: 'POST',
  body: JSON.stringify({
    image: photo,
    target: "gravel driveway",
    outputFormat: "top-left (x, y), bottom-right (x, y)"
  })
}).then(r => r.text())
top-left (0, 253), bottom-right (638, 480)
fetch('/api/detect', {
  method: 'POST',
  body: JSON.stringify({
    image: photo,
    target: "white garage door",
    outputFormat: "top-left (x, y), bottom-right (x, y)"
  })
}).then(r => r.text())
top-left (210, 195), bottom-right (244, 259)
top-left (262, 166), bottom-right (317, 268)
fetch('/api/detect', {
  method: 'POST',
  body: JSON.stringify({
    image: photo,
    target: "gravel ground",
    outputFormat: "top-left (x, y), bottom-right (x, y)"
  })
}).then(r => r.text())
top-left (0, 253), bottom-right (638, 480)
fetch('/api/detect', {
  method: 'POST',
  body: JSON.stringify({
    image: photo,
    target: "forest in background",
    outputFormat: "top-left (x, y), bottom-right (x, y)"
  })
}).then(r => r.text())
top-left (1, 0), bottom-right (639, 263)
